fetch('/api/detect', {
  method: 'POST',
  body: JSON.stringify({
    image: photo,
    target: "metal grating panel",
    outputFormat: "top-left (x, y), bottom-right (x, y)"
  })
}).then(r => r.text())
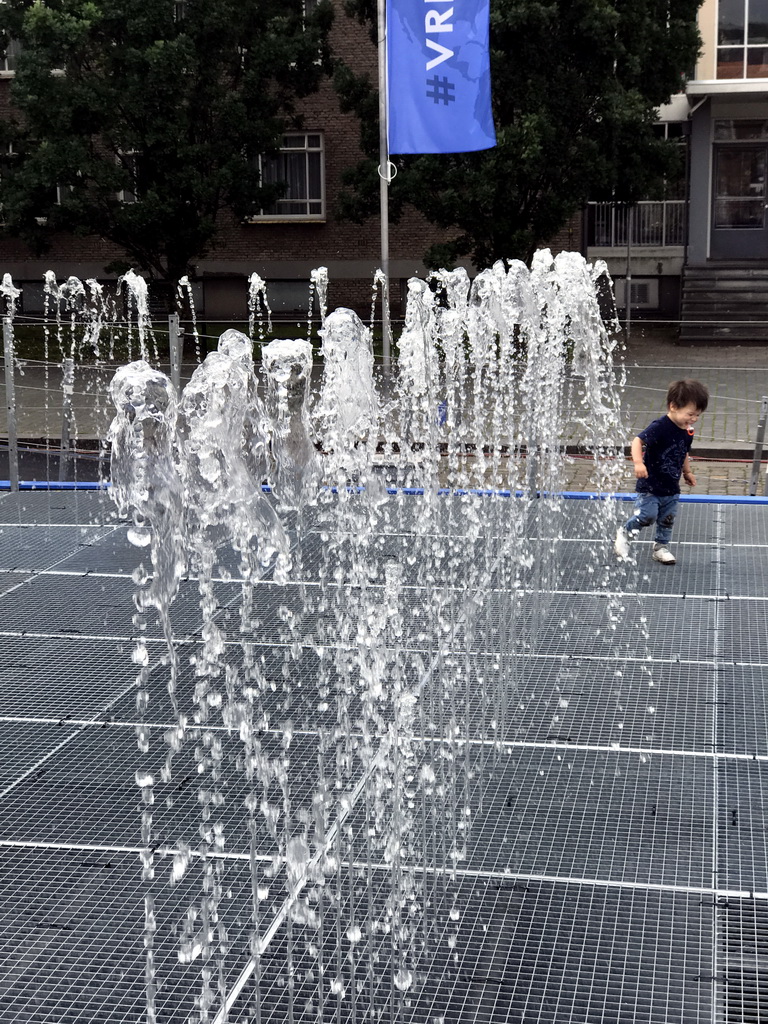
top-left (719, 600), bottom-right (768, 664)
top-left (721, 505), bottom-right (768, 547)
top-left (0, 721), bottom-right (86, 790)
top-left (500, 654), bottom-right (717, 750)
top-left (0, 524), bottom-right (115, 572)
top-left (0, 570), bottom-right (36, 596)
top-left (423, 746), bottom-right (716, 887)
top-left (50, 527), bottom-right (144, 575)
top-left (0, 846), bottom-right (259, 1024)
top-left (0, 574), bottom-right (240, 640)
top-left (0, 490), bottom-right (115, 527)
top-left (717, 663), bottom-right (768, 755)
top-left (721, 899), bottom-right (768, 1024)
top-left (0, 495), bottom-right (765, 1022)
top-left (494, 589), bottom-right (720, 663)
top-left (555, 543), bottom-right (714, 599)
top-left (716, 547), bottom-right (768, 599)
top-left (718, 760), bottom-right (768, 893)
top-left (240, 876), bottom-right (714, 1023)
top-left (0, 723), bottom-right (337, 854)
top-left (0, 636), bottom-right (136, 719)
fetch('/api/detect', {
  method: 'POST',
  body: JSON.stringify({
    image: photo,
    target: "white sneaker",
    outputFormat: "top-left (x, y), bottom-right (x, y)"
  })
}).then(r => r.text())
top-left (614, 527), bottom-right (630, 559)
top-left (652, 544), bottom-right (676, 565)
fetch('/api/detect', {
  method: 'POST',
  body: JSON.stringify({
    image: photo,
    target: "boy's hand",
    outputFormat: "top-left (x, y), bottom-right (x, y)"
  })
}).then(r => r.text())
top-left (634, 462), bottom-right (648, 479)
top-left (683, 470), bottom-right (696, 487)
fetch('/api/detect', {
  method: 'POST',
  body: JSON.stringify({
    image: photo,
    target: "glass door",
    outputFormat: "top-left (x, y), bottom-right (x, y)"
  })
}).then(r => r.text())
top-left (711, 144), bottom-right (768, 258)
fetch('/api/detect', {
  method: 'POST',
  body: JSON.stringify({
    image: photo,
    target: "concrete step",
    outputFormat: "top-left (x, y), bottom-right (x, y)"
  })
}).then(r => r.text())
top-left (681, 263), bottom-right (768, 343)
top-left (683, 280), bottom-right (768, 295)
top-left (685, 262), bottom-right (768, 278)
top-left (679, 323), bottom-right (768, 342)
top-left (682, 303), bottom-right (768, 315)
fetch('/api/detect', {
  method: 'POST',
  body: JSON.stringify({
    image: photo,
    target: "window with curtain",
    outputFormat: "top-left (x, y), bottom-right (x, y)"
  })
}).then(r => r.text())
top-left (255, 134), bottom-right (324, 220)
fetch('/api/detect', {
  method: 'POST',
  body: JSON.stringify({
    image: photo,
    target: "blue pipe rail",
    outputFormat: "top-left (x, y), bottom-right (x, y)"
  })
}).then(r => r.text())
top-left (2, 479), bottom-right (768, 504)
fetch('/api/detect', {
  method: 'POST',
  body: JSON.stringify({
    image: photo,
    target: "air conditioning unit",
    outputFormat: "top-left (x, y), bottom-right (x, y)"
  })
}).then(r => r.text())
top-left (614, 278), bottom-right (659, 309)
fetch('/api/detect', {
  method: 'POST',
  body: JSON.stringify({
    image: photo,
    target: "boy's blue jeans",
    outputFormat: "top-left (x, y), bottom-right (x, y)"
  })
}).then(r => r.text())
top-left (624, 492), bottom-right (679, 545)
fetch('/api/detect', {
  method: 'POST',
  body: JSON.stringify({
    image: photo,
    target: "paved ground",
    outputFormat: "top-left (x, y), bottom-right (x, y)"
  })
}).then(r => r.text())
top-left (575, 326), bottom-right (768, 496)
top-left (1, 325), bottom-right (767, 495)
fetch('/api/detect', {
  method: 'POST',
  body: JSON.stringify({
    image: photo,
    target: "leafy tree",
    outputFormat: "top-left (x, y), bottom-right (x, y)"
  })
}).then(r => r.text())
top-left (0, 0), bottom-right (333, 297)
top-left (335, 0), bottom-right (702, 267)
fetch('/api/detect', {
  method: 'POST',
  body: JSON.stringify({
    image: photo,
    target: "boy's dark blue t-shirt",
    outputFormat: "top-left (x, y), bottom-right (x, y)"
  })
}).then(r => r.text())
top-left (636, 415), bottom-right (692, 496)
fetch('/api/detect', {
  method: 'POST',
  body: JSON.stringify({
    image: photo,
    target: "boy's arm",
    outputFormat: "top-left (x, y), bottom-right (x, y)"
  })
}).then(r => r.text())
top-left (682, 454), bottom-right (696, 487)
top-left (631, 436), bottom-right (648, 478)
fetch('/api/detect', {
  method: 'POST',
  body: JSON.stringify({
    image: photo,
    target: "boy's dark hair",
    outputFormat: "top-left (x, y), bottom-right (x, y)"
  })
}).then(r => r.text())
top-left (666, 379), bottom-right (709, 412)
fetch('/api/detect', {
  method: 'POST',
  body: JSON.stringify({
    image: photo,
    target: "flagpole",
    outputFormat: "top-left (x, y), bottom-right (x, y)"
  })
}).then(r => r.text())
top-left (377, 0), bottom-right (391, 373)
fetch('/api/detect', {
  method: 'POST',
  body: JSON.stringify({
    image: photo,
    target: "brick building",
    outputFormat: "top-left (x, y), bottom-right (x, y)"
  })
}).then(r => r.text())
top-left (0, 8), bottom-right (468, 325)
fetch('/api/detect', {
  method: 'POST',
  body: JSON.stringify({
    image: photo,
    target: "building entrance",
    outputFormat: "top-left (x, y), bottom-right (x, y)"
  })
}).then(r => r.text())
top-left (711, 141), bottom-right (768, 259)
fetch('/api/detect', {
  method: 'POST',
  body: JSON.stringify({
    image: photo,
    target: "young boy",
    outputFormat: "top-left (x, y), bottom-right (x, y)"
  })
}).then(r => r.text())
top-left (615, 379), bottom-right (709, 565)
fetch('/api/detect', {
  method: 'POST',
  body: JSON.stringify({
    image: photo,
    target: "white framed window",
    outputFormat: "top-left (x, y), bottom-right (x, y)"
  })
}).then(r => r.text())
top-left (0, 36), bottom-right (20, 75)
top-left (253, 133), bottom-right (324, 221)
top-left (718, 0), bottom-right (768, 78)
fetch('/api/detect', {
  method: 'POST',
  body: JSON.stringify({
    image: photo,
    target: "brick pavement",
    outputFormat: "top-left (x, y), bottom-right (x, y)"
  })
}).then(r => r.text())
top-left (561, 451), bottom-right (764, 497)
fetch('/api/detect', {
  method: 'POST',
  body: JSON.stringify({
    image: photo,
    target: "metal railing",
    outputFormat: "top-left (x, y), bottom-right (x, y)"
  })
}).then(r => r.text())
top-left (588, 201), bottom-right (686, 248)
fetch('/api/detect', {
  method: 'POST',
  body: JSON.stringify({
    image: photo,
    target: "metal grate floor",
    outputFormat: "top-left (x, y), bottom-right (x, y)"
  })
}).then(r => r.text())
top-left (0, 490), bottom-right (766, 1022)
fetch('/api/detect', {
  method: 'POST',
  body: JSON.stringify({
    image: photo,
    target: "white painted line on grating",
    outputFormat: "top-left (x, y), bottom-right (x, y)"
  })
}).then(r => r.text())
top-left (1, 836), bottom-right (764, 905)
top-left (0, 838), bottom-right (274, 862)
top-left (6, 569), bottom-right (766, 610)
top-left (2, 715), bottom-right (766, 766)
top-left (443, 738), bottom-right (768, 763)
top-left (3, 631), bottom-right (768, 673)
top-left (0, 629), bottom-right (163, 642)
top-left (0, 568), bottom-right (143, 581)
top-left (541, 588), bottom-right (768, 603)
top-left (359, 862), bottom-right (768, 901)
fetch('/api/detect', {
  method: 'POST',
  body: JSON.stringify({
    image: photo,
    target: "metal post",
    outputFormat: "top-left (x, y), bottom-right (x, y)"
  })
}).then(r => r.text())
top-left (625, 205), bottom-right (633, 341)
top-left (2, 321), bottom-right (19, 493)
top-left (2, 317), bottom-right (19, 491)
top-left (59, 356), bottom-right (75, 482)
top-left (168, 312), bottom-right (182, 393)
top-left (749, 395), bottom-right (768, 497)
top-left (377, 0), bottom-right (391, 374)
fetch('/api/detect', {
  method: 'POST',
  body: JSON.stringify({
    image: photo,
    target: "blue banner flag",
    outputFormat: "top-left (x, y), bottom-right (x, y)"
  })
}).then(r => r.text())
top-left (386, 0), bottom-right (496, 155)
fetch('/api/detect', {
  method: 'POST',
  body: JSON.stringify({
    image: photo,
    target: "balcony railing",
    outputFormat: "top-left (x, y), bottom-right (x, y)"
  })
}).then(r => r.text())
top-left (587, 201), bottom-right (687, 248)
